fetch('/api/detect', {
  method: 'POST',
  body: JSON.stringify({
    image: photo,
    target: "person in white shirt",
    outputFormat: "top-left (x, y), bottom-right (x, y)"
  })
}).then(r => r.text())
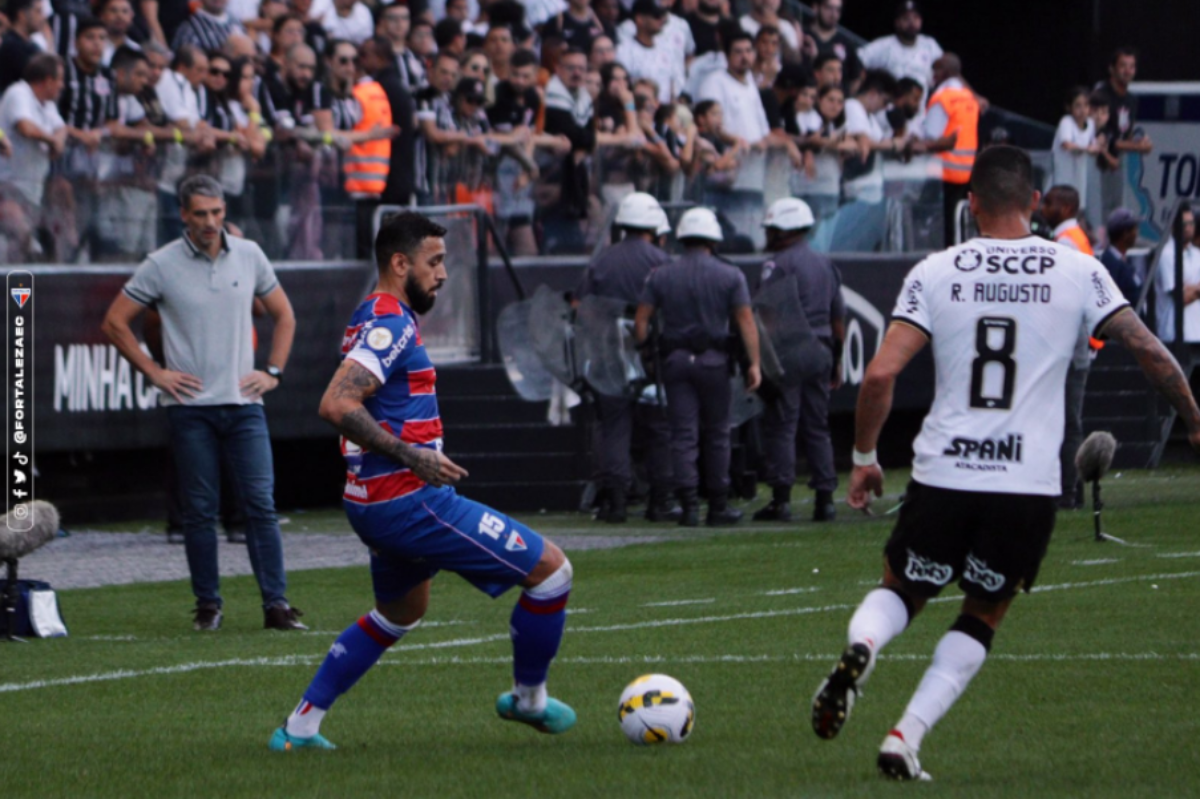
top-left (1051, 86), bottom-right (1101, 201)
top-left (0, 53), bottom-right (67, 260)
top-left (322, 0), bottom-right (374, 45)
top-left (738, 0), bottom-right (803, 63)
top-left (98, 0), bottom-right (141, 67)
top-left (1154, 206), bottom-right (1200, 343)
top-left (812, 145), bottom-right (1200, 782)
top-left (858, 0), bottom-right (942, 92)
top-left (614, 0), bottom-right (682, 104)
top-left (616, 0), bottom-right (694, 70)
top-left (830, 69), bottom-right (900, 252)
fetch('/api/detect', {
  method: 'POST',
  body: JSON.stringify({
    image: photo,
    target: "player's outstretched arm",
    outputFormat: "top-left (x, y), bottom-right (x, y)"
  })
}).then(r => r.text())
top-left (849, 321), bottom-right (929, 510)
top-left (1101, 309), bottom-right (1200, 452)
top-left (319, 359), bottom-right (469, 487)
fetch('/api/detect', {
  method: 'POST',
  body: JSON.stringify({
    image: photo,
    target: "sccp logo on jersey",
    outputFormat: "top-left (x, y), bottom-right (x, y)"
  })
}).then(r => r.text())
top-left (954, 249), bottom-right (983, 272)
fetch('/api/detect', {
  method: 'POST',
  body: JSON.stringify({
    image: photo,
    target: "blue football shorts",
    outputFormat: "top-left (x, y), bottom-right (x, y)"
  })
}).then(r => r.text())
top-left (344, 485), bottom-right (547, 602)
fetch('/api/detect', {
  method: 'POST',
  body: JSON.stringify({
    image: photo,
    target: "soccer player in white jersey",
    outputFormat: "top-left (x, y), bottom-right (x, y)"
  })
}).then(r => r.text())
top-left (809, 146), bottom-right (1200, 781)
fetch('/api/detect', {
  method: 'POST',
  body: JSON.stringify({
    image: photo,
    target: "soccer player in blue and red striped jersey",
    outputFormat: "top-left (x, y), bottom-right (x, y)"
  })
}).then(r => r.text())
top-left (269, 212), bottom-right (576, 751)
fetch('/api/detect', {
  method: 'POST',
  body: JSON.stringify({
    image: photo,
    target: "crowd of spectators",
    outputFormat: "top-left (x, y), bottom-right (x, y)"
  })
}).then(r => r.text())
top-left (0, 0), bottom-right (1162, 263)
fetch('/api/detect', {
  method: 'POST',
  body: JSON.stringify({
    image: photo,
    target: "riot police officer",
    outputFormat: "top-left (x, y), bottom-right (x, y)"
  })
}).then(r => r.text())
top-left (752, 198), bottom-right (845, 522)
top-left (576, 192), bottom-right (677, 523)
top-left (635, 208), bottom-right (762, 526)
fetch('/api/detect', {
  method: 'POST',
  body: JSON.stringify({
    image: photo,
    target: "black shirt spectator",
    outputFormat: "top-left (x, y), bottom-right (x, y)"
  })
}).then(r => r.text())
top-left (686, 4), bottom-right (729, 57)
top-left (488, 79), bottom-right (540, 130)
top-left (809, 0), bottom-right (861, 90)
top-left (171, 0), bottom-right (247, 52)
top-left (541, 3), bottom-right (607, 54)
top-left (0, 0), bottom-right (46, 93)
top-left (1092, 80), bottom-right (1138, 170)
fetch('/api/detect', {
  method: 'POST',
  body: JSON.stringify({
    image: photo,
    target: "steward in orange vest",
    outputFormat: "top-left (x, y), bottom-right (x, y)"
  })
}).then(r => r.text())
top-left (921, 53), bottom-right (979, 246)
top-left (344, 80), bottom-right (393, 197)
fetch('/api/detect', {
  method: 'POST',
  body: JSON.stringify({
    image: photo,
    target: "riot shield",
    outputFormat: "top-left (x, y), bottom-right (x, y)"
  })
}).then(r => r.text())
top-left (753, 274), bottom-right (831, 387)
top-left (729, 372), bottom-right (764, 427)
top-left (527, 284), bottom-right (577, 387)
top-left (574, 294), bottom-right (646, 398)
top-left (496, 298), bottom-right (555, 401)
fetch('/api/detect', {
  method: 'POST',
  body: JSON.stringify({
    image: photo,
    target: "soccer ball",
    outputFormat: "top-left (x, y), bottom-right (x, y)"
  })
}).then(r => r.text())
top-left (617, 674), bottom-right (695, 745)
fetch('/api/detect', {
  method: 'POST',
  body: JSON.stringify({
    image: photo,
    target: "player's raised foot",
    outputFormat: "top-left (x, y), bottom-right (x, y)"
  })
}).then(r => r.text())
top-left (496, 693), bottom-right (577, 734)
top-left (811, 642), bottom-right (873, 740)
top-left (877, 732), bottom-right (932, 781)
top-left (268, 726), bottom-right (337, 752)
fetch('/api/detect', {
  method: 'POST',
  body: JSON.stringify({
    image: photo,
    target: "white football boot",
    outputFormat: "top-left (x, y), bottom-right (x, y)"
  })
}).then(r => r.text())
top-left (877, 733), bottom-right (933, 781)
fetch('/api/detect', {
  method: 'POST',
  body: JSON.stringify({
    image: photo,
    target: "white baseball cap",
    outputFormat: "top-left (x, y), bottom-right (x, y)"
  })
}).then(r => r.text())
top-left (676, 207), bottom-right (723, 242)
top-left (762, 197), bottom-right (815, 231)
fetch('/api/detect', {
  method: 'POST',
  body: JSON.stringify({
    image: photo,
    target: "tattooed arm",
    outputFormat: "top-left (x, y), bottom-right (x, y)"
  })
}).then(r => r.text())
top-left (318, 359), bottom-right (469, 487)
top-left (1101, 309), bottom-right (1200, 452)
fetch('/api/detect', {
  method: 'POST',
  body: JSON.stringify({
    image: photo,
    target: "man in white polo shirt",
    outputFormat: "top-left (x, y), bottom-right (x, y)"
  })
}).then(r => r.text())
top-left (858, 0), bottom-right (942, 93)
top-left (102, 174), bottom-right (306, 633)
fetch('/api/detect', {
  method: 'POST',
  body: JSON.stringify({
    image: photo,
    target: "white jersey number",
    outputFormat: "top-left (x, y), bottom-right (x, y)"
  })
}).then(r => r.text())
top-left (969, 317), bottom-right (1017, 411)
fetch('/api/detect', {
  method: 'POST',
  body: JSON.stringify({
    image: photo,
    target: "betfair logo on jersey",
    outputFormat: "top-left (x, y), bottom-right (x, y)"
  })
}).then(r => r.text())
top-left (943, 434), bottom-right (1024, 463)
top-left (381, 324), bottom-right (416, 368)
top-left (954, 249), bottom-right (983, 272)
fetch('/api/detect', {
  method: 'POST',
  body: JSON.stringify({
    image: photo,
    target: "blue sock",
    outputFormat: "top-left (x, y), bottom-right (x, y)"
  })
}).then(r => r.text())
top-left (510, 586), bottom-right (570, 687)
top-left (302, 610), bottom-right (412, 710)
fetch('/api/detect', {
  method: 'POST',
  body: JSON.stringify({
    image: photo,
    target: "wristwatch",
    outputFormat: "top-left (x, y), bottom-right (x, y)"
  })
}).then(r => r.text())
top-left (265, 365), bottom-right (283, 383)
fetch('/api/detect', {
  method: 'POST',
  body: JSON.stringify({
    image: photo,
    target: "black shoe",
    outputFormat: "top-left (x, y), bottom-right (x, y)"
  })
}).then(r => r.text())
top-left (677, 488), bottom-right (700, 527)
top-left (264, 604), bottom-right (309, 631)
top-left (706, 493), bottom-right (742, 526)
top-left (753, 501), bottom-right (792, 522)
top-left (606, 487), bottom-right (628, 524)
top-left (193, 602), bottom-right (222, 631)
top-left (812, 642), bottom-right (872, 740)
top-left (644, 486), bottom-right (682, 522)
top-left (813, 490), bottom-right (837, 522)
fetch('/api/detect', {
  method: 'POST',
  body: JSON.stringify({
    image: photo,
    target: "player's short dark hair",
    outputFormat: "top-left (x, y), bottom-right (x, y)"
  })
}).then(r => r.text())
top-left (434, 18), bottom-right (462, 49)
top-left (375, 212), bottom-right (449, 271)
top-left (721, 28), bottom-right (753, 57)
top-left (510, 48), bottom-right (538, 69)
top-left (969, 145), bottom-right (1035, 216)
top-left (813, 52), bottom-right (842, 72)
top-left (23, 53), bottom-right (63, 84)
top-left (858, 68), bottom-right (897, 98)
top-left (110, 45), bottom-right (148, 72)
top-left (1109, 45), bottom-right (1137, 67)
top-left (896, 76), bottom-right (923, 96)
top-left (75, 16), bottom-right (106, 39)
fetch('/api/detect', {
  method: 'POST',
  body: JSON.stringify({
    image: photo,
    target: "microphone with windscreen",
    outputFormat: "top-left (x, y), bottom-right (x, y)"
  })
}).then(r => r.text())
top-left (0, 500), bottom-right (61, 642)
top-left (1074, 432), bottom-right (1117, 543)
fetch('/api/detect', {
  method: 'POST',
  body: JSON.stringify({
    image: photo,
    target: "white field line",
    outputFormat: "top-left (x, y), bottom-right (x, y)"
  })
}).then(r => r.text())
top-left (642, 599), bottom-right (715, 607)
top-left (763, 587), bottom-right (821, 596)
top-left (1070, 559), bottom-right (1120, 566)
top-left (4, 570), bottom-right (1198, 695)
top-left (1157, 551), bottom-right (1200, 559)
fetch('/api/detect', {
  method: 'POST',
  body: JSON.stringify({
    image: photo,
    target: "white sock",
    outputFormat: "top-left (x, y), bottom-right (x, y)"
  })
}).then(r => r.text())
top-left (894, 630), bottom-right (988, 751)
top-left (285, 700), bottom-right (327, 738)
top-left (848, 588), bottom-right (910, 656)
top-left (514, 681), bottom-right (548, 714)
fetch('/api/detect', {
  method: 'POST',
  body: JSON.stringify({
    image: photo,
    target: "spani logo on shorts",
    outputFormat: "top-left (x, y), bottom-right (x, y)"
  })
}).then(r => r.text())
top-left (955, 249), bottom-right (983, 272)
top-left (904, 549), bottom-right (953, 586)
top-left (963, 554), bottom-right (1005, 592)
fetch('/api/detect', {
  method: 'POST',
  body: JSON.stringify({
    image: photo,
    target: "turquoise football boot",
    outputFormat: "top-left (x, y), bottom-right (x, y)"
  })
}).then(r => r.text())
top-left (496, 692), bottom-right (577, 734)
top-left (269, 725), bottom-right (338, 752)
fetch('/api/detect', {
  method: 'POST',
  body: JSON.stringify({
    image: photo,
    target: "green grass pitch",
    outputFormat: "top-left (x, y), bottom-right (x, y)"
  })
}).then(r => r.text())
top-left (3, 467), bottom-right (1199, 798)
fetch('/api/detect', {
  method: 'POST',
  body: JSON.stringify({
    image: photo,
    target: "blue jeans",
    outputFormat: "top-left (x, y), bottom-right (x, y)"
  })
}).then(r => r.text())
top-left (168, 404), bottom-right (288, 609)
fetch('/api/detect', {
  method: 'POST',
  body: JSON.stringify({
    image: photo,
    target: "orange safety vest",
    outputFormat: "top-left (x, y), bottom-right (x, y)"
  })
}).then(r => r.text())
top-left (927, 84), bottom-right (979, 185)
top-left (343, 80), bottom-right (392, 196)
top-left (1056, 223), bottom-right (1094, 256)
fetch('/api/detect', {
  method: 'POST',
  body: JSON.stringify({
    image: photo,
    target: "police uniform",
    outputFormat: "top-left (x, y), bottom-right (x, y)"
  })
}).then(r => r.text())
top-left (756, 239), bottom-right (845, 519)
top-left (640, 249), bottom-right (752, 524)
top-left (577, 236), bottom-right (674, 520)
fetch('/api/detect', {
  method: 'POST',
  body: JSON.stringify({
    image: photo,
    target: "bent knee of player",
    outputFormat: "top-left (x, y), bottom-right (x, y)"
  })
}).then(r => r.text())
top-left (523, 542), bottom-right (570, 590)
top-left (376, 580), bottom-right (431, 626)
top-left (960, 595), bottom-right (1014, 629)
top-left (881, 559), bottom-right (928, 616)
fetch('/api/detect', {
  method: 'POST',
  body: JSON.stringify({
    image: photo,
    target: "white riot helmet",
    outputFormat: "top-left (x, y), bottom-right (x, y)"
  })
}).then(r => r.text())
top-left (675, 207), bottom-right (723, 243)
top-left (615, 192), bottom-right (664, 230)
top-left (653, 208), bottom-right (671, 236)
top-left (762, 197), bottom-right (815, 231)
